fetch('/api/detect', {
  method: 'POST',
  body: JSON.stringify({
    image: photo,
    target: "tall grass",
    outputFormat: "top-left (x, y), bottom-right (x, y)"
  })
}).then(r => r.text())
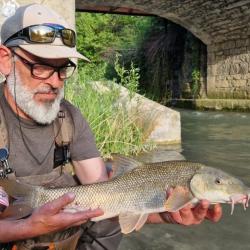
top-left (65, 69), bottom-right (154, 159)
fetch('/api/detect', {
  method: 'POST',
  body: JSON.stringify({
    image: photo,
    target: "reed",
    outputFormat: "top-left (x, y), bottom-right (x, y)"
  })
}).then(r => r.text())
top-left (65, 69), bottom-right (155, 158)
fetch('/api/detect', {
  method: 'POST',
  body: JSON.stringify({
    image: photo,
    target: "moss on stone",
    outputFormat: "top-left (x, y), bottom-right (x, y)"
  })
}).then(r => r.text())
top-left (168, 99), bottom-right (250, 112)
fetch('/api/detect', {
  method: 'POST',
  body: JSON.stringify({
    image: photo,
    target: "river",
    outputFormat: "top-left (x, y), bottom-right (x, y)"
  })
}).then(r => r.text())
top-left (118, 109), bottom-right (250, 250)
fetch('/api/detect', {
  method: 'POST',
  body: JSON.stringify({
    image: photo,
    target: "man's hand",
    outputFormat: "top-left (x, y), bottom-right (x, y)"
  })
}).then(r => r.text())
top-left (159, 200), bottom-right (222, 225)
top-left (161, 186), bottom-right (222, 225)
top-left (0, 192), bottom-right (103, 242)
top-left (24, 192), bottom-right (103, 238)
top-left (147, 187), bottom-right (222, 226)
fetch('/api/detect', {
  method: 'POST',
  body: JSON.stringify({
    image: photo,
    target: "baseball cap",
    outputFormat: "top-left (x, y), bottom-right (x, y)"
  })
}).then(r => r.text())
top-left (1, 4), bottom-right (89, 61)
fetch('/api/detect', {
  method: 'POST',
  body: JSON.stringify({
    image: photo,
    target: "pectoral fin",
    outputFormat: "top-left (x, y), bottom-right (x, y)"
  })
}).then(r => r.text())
top-left (164, 186), bottom-right (195, 212)
top-left (119, 212), bottom-right (148, 234)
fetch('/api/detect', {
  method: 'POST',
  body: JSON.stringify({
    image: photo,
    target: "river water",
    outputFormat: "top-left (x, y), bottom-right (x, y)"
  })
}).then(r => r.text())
top-left (118, 109), bottom-right (250, 250)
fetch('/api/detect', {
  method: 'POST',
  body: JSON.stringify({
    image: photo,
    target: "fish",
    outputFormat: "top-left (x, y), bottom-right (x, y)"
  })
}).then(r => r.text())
top-left (0, 154), bottom-right (249, 234)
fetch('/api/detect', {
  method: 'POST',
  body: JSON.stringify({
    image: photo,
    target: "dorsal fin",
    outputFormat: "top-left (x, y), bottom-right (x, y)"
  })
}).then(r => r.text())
top-left (111, 153), bottom-right (143, 177)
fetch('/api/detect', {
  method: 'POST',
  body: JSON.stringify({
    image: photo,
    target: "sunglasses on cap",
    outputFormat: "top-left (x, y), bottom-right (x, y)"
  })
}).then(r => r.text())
top-left (4, 23), bottom-right (76, 48)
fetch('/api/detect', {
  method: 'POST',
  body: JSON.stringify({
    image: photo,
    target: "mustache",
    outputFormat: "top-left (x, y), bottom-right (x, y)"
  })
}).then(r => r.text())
top-left (33, 86), bottom-right (60, 94)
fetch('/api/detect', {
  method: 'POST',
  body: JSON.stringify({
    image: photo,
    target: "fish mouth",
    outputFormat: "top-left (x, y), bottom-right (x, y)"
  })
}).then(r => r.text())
top-left (228, 194), bottom-right (249, 215)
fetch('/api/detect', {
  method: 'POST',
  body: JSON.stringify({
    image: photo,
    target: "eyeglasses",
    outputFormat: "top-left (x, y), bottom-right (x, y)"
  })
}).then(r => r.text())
top-left (4, 24), bottom-right (76, 47)
top-left (12, 51), bottom-right (76, 80)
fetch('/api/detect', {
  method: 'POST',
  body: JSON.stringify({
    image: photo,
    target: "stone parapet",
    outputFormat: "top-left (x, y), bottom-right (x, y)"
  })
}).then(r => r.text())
top-left (118, 87), bottom-right (181, 144)
top-left (92, 82), bottom-right (181, 145)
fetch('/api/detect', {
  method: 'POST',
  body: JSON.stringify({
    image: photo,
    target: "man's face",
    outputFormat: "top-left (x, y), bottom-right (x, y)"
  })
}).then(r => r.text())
top-left (12, 48), bottom-right (67, 102)
top-left (6, 48), bottom-right (69, 124)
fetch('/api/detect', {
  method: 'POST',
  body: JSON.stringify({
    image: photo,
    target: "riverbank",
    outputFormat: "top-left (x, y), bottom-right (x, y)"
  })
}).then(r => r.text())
top-left (119, 108), bottom-right (250, 250)
top-left (168, 99), bottom-right (250, 112)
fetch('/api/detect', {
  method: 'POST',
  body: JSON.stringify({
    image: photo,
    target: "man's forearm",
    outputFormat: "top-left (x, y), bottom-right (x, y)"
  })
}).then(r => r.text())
top-left (73, 157), bottom-right (108, 184)
top-left (0, 219), bottom-right (34, 242)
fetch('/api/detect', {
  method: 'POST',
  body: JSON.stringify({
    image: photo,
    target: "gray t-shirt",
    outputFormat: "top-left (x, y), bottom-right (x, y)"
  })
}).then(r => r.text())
top-left (0, 88), bottom-right (100, 177)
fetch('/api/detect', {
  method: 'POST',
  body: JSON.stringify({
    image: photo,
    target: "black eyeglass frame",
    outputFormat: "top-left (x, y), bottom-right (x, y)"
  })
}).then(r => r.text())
top-left (4, 24), bottom-right (76, 48)
top-left (12, 50), bottom-right (77, 80)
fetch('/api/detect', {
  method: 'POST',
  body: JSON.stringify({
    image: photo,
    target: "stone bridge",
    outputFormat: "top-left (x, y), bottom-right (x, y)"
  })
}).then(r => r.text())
top-left (1, 0), bottom-right (250, 98)
top-left (76, 0), bottom-right (250, 99)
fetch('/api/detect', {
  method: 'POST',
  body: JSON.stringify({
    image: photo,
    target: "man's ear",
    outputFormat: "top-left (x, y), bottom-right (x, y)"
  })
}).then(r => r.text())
top-left (0, 45), bottom-right (12, 76)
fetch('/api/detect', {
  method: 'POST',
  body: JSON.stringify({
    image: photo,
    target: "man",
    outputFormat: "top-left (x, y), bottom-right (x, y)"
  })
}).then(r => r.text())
top-left (0, 3), bottom-right (222, 250)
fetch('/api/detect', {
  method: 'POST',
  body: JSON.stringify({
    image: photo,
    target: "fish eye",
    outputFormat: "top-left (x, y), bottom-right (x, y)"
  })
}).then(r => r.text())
top-left (215, 178), bottom-right (222, 184)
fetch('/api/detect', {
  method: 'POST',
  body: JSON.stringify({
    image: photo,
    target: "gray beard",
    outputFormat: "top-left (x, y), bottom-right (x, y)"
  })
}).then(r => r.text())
top-left (6, 69), bottom-right (64, 124)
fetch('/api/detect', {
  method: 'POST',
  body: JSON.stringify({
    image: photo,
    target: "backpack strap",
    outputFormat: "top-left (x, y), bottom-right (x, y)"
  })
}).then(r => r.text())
top-left (0, 96), bottom-right (8, 149)
top-left (53, 106), bottom-right (74, 147)
top-left (53, 105), bottom-right (74, 169)
top-left (0, 89), bottom-right (15, 179)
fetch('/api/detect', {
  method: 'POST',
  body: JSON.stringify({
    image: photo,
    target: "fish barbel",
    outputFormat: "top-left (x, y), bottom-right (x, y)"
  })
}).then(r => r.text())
top-left (0, 154), bottom-right (250, 234)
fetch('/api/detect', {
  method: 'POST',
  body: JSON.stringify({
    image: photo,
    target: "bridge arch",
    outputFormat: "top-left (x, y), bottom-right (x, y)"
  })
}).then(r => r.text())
top-left (1, 0), bottom-right (249, 98)
top-left (77, 0), bottom-right (250, 98)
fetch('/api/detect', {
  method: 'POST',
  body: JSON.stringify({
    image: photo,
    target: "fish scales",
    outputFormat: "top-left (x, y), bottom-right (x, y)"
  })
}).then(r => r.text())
top-left (1, 156), bottom-right (250, 234)
top-left (35, 161), bottom-right (203, 214)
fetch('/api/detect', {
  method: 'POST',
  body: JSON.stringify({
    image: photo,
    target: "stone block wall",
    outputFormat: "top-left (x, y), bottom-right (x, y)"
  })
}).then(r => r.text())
top-left (207, 39), bottom-right (250, 98)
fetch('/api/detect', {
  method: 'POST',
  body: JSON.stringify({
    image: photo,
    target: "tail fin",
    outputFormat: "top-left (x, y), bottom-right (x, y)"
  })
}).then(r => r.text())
top-left (0, 179), bottom-right (36, 219)
top-left (0, 179), bottom-right (34, 197)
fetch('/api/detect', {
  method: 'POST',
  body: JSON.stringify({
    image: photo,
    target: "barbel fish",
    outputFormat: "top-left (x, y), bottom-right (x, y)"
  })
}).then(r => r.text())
top-left (0, 154), bottom-right (249, 234)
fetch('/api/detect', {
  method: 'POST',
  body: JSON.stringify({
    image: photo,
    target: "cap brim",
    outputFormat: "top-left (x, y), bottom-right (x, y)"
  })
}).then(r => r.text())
top-left (19, 44), bottom-right (90, 62)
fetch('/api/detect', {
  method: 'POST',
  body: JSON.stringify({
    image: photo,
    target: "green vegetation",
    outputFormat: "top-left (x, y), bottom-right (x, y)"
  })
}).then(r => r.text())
top-left (65, 67), bottom-right (155, 159)
top-left (190, 69), bottom-right (201, 99)
top-left (76, 12), bottom-right (153, 81)
top-left (70, 13), bottom-right (157, 157)
top-left (114, 54), bottom-right (140, 99)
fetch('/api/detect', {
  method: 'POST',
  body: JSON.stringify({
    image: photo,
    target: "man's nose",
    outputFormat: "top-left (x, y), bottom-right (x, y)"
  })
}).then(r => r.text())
top-left (48, 71), bottom-right (64, 88)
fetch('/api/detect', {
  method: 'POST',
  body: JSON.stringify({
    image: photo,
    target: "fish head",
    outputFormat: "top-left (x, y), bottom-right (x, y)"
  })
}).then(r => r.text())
top-left (190, 167), bottom-right (250, 213)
